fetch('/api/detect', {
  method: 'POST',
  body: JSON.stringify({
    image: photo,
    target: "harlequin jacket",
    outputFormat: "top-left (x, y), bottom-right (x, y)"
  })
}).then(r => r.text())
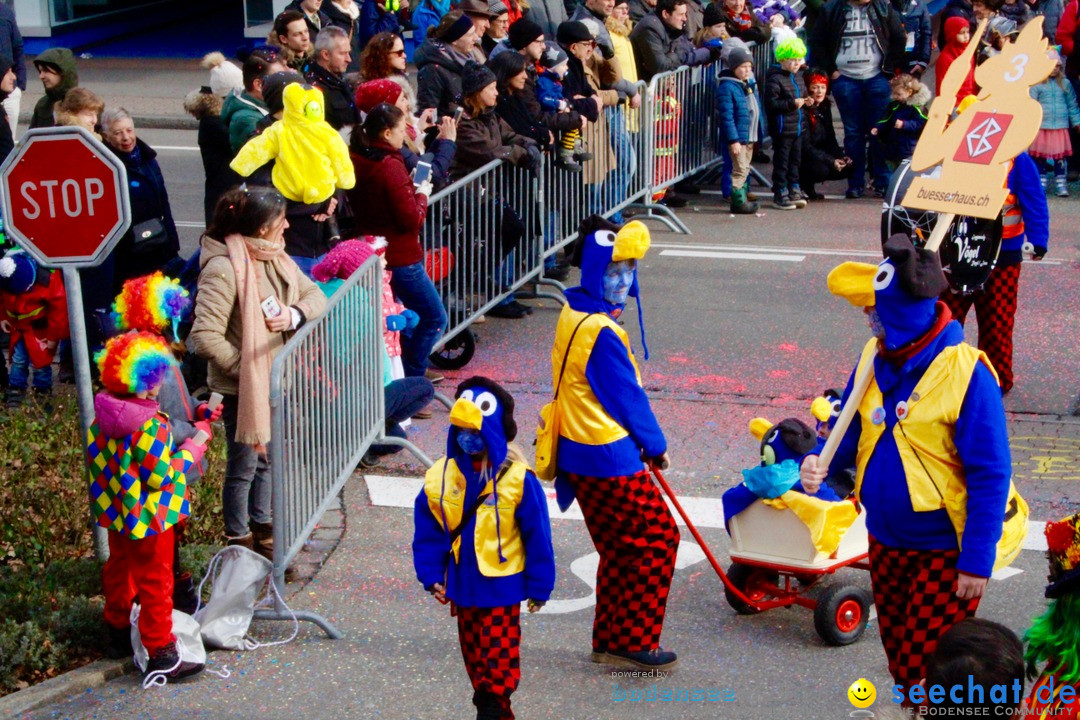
top-left (87, 392), bottom-right (195, 540)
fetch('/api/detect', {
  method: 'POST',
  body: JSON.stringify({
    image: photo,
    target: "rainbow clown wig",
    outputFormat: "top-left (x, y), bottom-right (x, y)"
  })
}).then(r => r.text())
top-left (95, 331), bottom-right (176, 396)
top-left (112, 271), bottom-right (192, 341)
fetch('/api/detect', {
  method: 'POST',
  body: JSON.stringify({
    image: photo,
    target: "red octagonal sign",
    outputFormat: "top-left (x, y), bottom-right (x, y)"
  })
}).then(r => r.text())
top-left (0, 126), bottom-right (131, 268)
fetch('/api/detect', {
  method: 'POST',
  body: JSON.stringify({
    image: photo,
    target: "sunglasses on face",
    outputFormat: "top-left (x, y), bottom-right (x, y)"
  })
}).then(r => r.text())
top-left (390, 47), bottom-right (406, 56)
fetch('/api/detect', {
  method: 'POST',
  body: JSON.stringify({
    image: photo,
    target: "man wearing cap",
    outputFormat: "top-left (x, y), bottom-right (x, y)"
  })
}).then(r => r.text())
top-left (306, 25), bottom-right (360, 132)
top-left (29, 47), bottom-right (78, 129)
top-left (458, 0), bottom-right (499, 60)
top-left (482, 2), bottom-right (511, 56)
top-left (629, 0), bottom-right (716, 81)
top-left (801, 235), bottom-right (1012, 691)
top-left (416, 10), bottom-right (477, 115)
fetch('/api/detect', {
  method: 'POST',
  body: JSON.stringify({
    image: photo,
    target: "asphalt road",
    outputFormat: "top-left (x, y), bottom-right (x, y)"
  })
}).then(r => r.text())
top-left (28, 128), bottom-right (1080, 719)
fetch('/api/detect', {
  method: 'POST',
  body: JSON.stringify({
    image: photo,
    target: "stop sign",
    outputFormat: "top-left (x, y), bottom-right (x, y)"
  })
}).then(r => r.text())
top-left (0, 126), bottom-right (130, 268)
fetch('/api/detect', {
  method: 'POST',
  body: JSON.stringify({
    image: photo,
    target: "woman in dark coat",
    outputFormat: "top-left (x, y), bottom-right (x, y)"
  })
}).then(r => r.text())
top-left (347, 103), bottom-right (447, 377)
top-left (801, 71), bottom-right (853, 198)
top-left (100, 107), bottom-right (181, 290)
top-left (489, 51), bottom-right (551, 147)
top-left (183, 88), bottom-right (241, 225)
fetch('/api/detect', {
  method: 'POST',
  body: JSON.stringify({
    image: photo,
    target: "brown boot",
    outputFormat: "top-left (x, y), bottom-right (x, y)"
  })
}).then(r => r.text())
top-left (226, 532), bottom-right (254, 550)
top-left (249, 521), bottom-right (274, 563)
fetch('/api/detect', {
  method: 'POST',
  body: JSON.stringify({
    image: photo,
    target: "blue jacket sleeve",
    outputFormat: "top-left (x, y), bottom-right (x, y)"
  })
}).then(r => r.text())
top-left (536, 75), bottom-right (564, 112)
top-left (1011, 153), bottom-right (1050, 252)
top-left (1066, 81), bottom-right (1080, 127)
top-left (518, 470), bottom-right (556, 602)
top-left (584, 326), bottom-right (667, 457)
top-left (717, 83), bottom-right (740, 142)
top-left (412, 487), bottom-right (450, 589)
top-left (953, 362), bottom-right (1012, 577)
top-left (426, 138), bottom-right (457, 186)
top-left (825, 364), bottom-right (861, 477)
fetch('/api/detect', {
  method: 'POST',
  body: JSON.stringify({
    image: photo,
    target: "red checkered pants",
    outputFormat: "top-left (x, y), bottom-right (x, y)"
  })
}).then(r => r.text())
top-left (941, 262), bottom-right (1021, 392)
top-left (102, 527), bottom-right (176, 654)
top-left (457, 604), bottom-right (521, 719)
top-left (868, 538), bottom-right (981, 691)
top-left (566, 470), bottom-right (680, 653)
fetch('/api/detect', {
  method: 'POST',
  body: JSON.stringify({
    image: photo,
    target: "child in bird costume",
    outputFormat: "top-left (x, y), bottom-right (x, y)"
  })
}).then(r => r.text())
top-left (413, 376), bottom-right (555, 720)
top-left (86, 330), bottom-right (211, 683)
top-left (230, 82), bottom-right (356, 205)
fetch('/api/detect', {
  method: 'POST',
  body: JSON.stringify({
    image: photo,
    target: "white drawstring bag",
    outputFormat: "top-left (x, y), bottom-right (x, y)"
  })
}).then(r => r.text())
top-left (131, 605), bottom-right (207, 688)
top-left (194, 545), bottom-right (298, 650)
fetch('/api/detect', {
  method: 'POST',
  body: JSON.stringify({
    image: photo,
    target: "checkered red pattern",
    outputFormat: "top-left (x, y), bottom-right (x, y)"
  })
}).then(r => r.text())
top-left (566, 470), bottom-right (680, 653)
top-left (941, 263), bottom-right (1021, 392)
top-left (869, 538), bottom-right (982, 690)
top-left (457, 604), bottom-right (521, 719)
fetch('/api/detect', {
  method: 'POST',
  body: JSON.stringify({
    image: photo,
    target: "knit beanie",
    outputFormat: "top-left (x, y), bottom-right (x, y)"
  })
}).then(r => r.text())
top-left (540, 42), bottom-right (569, 70)
top-left (261, 70), bottom-right (305, 114)
top-left (726, 45), bottom-right (753, 70)
top-left (354, 78), bottom-right (404, 113)
top-left (0, 250), bottom-right (36, 294)
top-left (202, 51), bottom-right (244, 97)
top-left (774, 36), bottom-right (807, 62)
top-left (462, 60), bottom-right (497, 96)
top-left (703, 2), bottom-right (724, 27)
top-left (440, 13), bottom-right (476, 43)
top-left (312, 239), bottom-right (377, 282)
top-left (507, 18), bottom-right (544, 49)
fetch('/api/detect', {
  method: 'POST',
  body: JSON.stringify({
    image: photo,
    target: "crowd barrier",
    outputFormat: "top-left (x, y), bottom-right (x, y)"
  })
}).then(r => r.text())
top-left (262, 255), bottom-right (386, 637)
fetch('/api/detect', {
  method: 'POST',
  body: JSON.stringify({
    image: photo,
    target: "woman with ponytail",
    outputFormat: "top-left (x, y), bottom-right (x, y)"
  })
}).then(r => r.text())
top-left (189, 186), bottom-right (326, 561)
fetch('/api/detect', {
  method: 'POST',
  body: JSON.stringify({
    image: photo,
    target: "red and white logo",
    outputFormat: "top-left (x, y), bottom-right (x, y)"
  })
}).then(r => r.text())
top-left (953, 112), bottom-right (1014, 165)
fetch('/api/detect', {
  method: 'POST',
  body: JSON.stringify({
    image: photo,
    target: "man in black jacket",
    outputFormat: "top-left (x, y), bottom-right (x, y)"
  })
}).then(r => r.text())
top-left (809, 0), bottom-right (904, 198)
top-left (629, 0), bottom-right (715, 81)
top-left (306, 25), bottom-right (359, 132)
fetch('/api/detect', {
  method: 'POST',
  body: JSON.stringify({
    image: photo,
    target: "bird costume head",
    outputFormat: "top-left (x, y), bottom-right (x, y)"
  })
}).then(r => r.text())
top-left (447, 376), bottom-right (518, 470)
top-left (827, 233), bottom-right (948, 351)
top-left (570, 215), bottom-right (652, 357)
top-left (749, 416), bottom-right (818, 467)
top-left (810, 387), bottom-right (843, 438)
top-left (111, 272), bottom-right (192, 342)
top-left (95, 331), bottom-right (176, 396)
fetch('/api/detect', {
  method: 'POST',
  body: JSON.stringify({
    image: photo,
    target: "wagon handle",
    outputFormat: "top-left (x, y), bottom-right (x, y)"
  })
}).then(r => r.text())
top-left (648, 463), bottom-right (764, 613)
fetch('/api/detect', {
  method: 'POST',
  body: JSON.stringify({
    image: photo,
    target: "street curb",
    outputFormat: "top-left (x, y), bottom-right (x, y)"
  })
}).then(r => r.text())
top-left (17, 113), bottom-right (198, 132)
top-left (0, 658), bottom-right (135, 717)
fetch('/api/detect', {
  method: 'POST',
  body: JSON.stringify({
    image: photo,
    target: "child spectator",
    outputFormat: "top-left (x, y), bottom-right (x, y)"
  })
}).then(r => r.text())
top-left (1030, 48), bottom-right (1080, 196)
top-left (974, 0), bottom-right (1018, 61)
top-left (801, 71), bottom-right (852, 199)
top-left (0, 249), bottom-right (67, 407)
top-left (890, 0), bottom-right (932, 77)
top-left (87, 330), bottom-right (209, 681)
top-left (537, 43), bottom-right (588, 172)
top-left (871, 73), bottom-right (930, 168)
top-left (925, 619), bottom-right (1025, 714)
top-left (412, 377), bottom-right (555, 720)
top-left (936, 16), bottom-right (978, 109)
top-left (110, 272), bottom-right (223, 614)
top-left (1023, 512), bottom-right (1080, 718)
top-left (716, 44), bottom-right (761, 214)
top-left (696, 3), bottom-right (730, 46)
top-left (764, 36), bottom-right (810, 210)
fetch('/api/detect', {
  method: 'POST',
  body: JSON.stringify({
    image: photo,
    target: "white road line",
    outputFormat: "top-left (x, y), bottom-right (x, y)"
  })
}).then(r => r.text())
top-left (652, 242), bottom-right (1062, 266)
top-left (155, 146), bottom-right (200, 152)
top-left (363, 475), bottom-right (1048, 552)
top-left (660, 249), bottom-right (805, 263)
top-left (175, 221), bottom-right (205, 228)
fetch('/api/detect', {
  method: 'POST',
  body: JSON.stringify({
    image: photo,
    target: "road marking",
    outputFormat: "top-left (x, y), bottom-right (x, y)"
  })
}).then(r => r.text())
top-left (652, 242), bottom-right (1062, 266)
top-left (155, 146), bottom-right (200, 152)
top-left (363, 475), bottom-right (1048, 551)
top-left (175, 221), bottom-right (205, 228)
top-left (660, 249), bottom-right (805, 263)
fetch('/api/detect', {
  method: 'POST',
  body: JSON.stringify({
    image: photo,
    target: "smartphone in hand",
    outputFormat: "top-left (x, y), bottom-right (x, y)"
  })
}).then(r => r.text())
top-left (261, 296), bottom-right (282, 319)
top-left (413, 160), bottom-right (433, 187)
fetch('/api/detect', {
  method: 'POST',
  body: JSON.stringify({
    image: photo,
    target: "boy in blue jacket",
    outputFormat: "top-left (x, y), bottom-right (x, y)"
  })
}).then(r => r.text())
top-left (717, 44), bottom-right (761, 214)
top-left (413, 376), bottom-right (555, 720)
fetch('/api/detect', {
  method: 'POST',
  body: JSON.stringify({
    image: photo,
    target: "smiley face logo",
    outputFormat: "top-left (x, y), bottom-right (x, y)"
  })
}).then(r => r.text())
top-left (848, 678), bottom-right (876, 708)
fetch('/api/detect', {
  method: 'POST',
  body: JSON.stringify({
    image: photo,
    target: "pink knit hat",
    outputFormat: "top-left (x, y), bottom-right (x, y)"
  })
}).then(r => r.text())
top-left (312, 239), bottom-right (377, 282)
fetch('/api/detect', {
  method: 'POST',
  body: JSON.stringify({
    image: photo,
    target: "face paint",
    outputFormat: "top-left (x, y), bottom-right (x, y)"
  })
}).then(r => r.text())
top-left (603, 260), bottom-right (635, 305)
top-left (456, 428), bottom-right (486, 456)
top-left (865, 307), bottom-right (886, 340)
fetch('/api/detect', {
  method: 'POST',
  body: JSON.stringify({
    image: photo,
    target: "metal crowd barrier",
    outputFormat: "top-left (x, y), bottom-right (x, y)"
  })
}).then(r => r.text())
top-left (262, 255), bottom-right (386, 638)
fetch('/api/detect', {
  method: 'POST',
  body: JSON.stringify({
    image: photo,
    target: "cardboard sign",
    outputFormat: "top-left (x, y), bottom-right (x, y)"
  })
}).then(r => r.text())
top-left (903, 18), bottom-right (1054, 219)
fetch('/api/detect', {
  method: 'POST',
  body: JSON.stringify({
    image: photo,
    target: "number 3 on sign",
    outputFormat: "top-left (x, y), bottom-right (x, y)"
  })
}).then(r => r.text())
top-left (1005, 54), bottom-right (1028, 82)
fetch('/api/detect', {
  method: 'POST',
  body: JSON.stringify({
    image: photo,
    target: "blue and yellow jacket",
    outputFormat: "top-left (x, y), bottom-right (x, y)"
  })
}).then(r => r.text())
top-left (999, 153), bottom-right (1049, 263)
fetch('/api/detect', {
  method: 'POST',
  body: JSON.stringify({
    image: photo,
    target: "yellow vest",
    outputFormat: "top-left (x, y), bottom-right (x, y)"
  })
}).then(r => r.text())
top-left (551, 305), bottom-right (641, 446)
top-left (424, 458), bottom-right (527, 577)
top-left (852, 338), bottom-right (1017, 551)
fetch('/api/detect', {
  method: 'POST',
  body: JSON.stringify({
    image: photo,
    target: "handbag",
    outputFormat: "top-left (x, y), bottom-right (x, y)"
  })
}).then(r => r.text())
top-left (534, 313), bottom-right (595, 481)
top-left (130, 217), bottom-right (170, 255)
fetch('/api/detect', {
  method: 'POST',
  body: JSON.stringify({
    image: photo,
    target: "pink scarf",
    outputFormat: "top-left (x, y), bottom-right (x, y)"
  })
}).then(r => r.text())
top-left (223, 233), bottom-right (297, 448)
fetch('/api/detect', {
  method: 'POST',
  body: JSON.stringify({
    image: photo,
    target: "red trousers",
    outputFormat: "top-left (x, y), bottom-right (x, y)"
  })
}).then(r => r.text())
top-left (941, 262), bottom-right (1021, 392)
top-left (566, 470), bottom-right (680, 653)
top-left (457, 604), bottom-right (521, 719)
top-left (103, 528), bottom-right (176, 654)
top-left (869, 538), bottom-right (981, 691)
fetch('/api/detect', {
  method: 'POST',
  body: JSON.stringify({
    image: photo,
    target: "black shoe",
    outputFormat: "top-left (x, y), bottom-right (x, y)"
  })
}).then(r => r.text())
top-left (674, 180), bottom-right (701, 195)
top-left (359, 452), bottom-right (382, 469)
top-left (871, 187), bottom-right (886, 199)
top-left (660, 191), bottom-right (688, 208)
top-left (604, 647), bottom-right (678, 670)
top-left (509, 300), bottom-right (533, 315)
top-left (806, 186), bottom-right (823, 200)
top-left (845, 188), bottom-right (863, 199)
top-left (172, 572), bottom-right (199, 615)
top-left (5, 388), bottom-right (25, 408)
top-left (144, 641), bottom-right (204, 682)
top-left (105, 624), bottom-right (133, 660)
top-left (772, 193), bottom-right (797, 210)
top-left (486, 302), bottom-right (529, 319)
top-left (752, 149), bottom-right (771, 163)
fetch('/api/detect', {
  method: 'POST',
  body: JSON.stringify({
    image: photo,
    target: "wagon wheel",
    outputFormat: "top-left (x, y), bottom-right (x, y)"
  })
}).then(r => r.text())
top-left (428, 329), bottom-right (476, 370)
top-left (813, 584), bottom-right (872, 646)
top-left (724, 563), bottom-right (777, 616)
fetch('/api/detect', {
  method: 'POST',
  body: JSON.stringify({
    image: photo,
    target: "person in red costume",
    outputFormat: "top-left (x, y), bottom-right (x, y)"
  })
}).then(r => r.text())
top-left (0, 249), bottom-right (68, 407)
top-left (936, 16), bottom-right (977, 108)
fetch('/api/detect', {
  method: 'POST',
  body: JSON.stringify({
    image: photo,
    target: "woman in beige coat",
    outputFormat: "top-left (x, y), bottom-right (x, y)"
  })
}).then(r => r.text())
top-left (190, 186), bottom-right (326, 560)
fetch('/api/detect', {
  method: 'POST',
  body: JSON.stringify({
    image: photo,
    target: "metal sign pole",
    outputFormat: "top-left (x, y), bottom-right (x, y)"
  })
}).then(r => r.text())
top-left (62, 266), bottom-right (109, 561)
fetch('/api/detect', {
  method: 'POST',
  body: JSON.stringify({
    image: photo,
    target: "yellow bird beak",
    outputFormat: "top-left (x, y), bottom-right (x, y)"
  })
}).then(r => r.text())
top-left (612, 220), bottom-right (651, 262)
top-left (810, 397), bottom-right (833, 423)
top-left (827, 262), bottom-right (878, 308)
top-left (749, 417), bottom-right (773, 443)
top-left (449, 398), bottom-right (483, 431)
